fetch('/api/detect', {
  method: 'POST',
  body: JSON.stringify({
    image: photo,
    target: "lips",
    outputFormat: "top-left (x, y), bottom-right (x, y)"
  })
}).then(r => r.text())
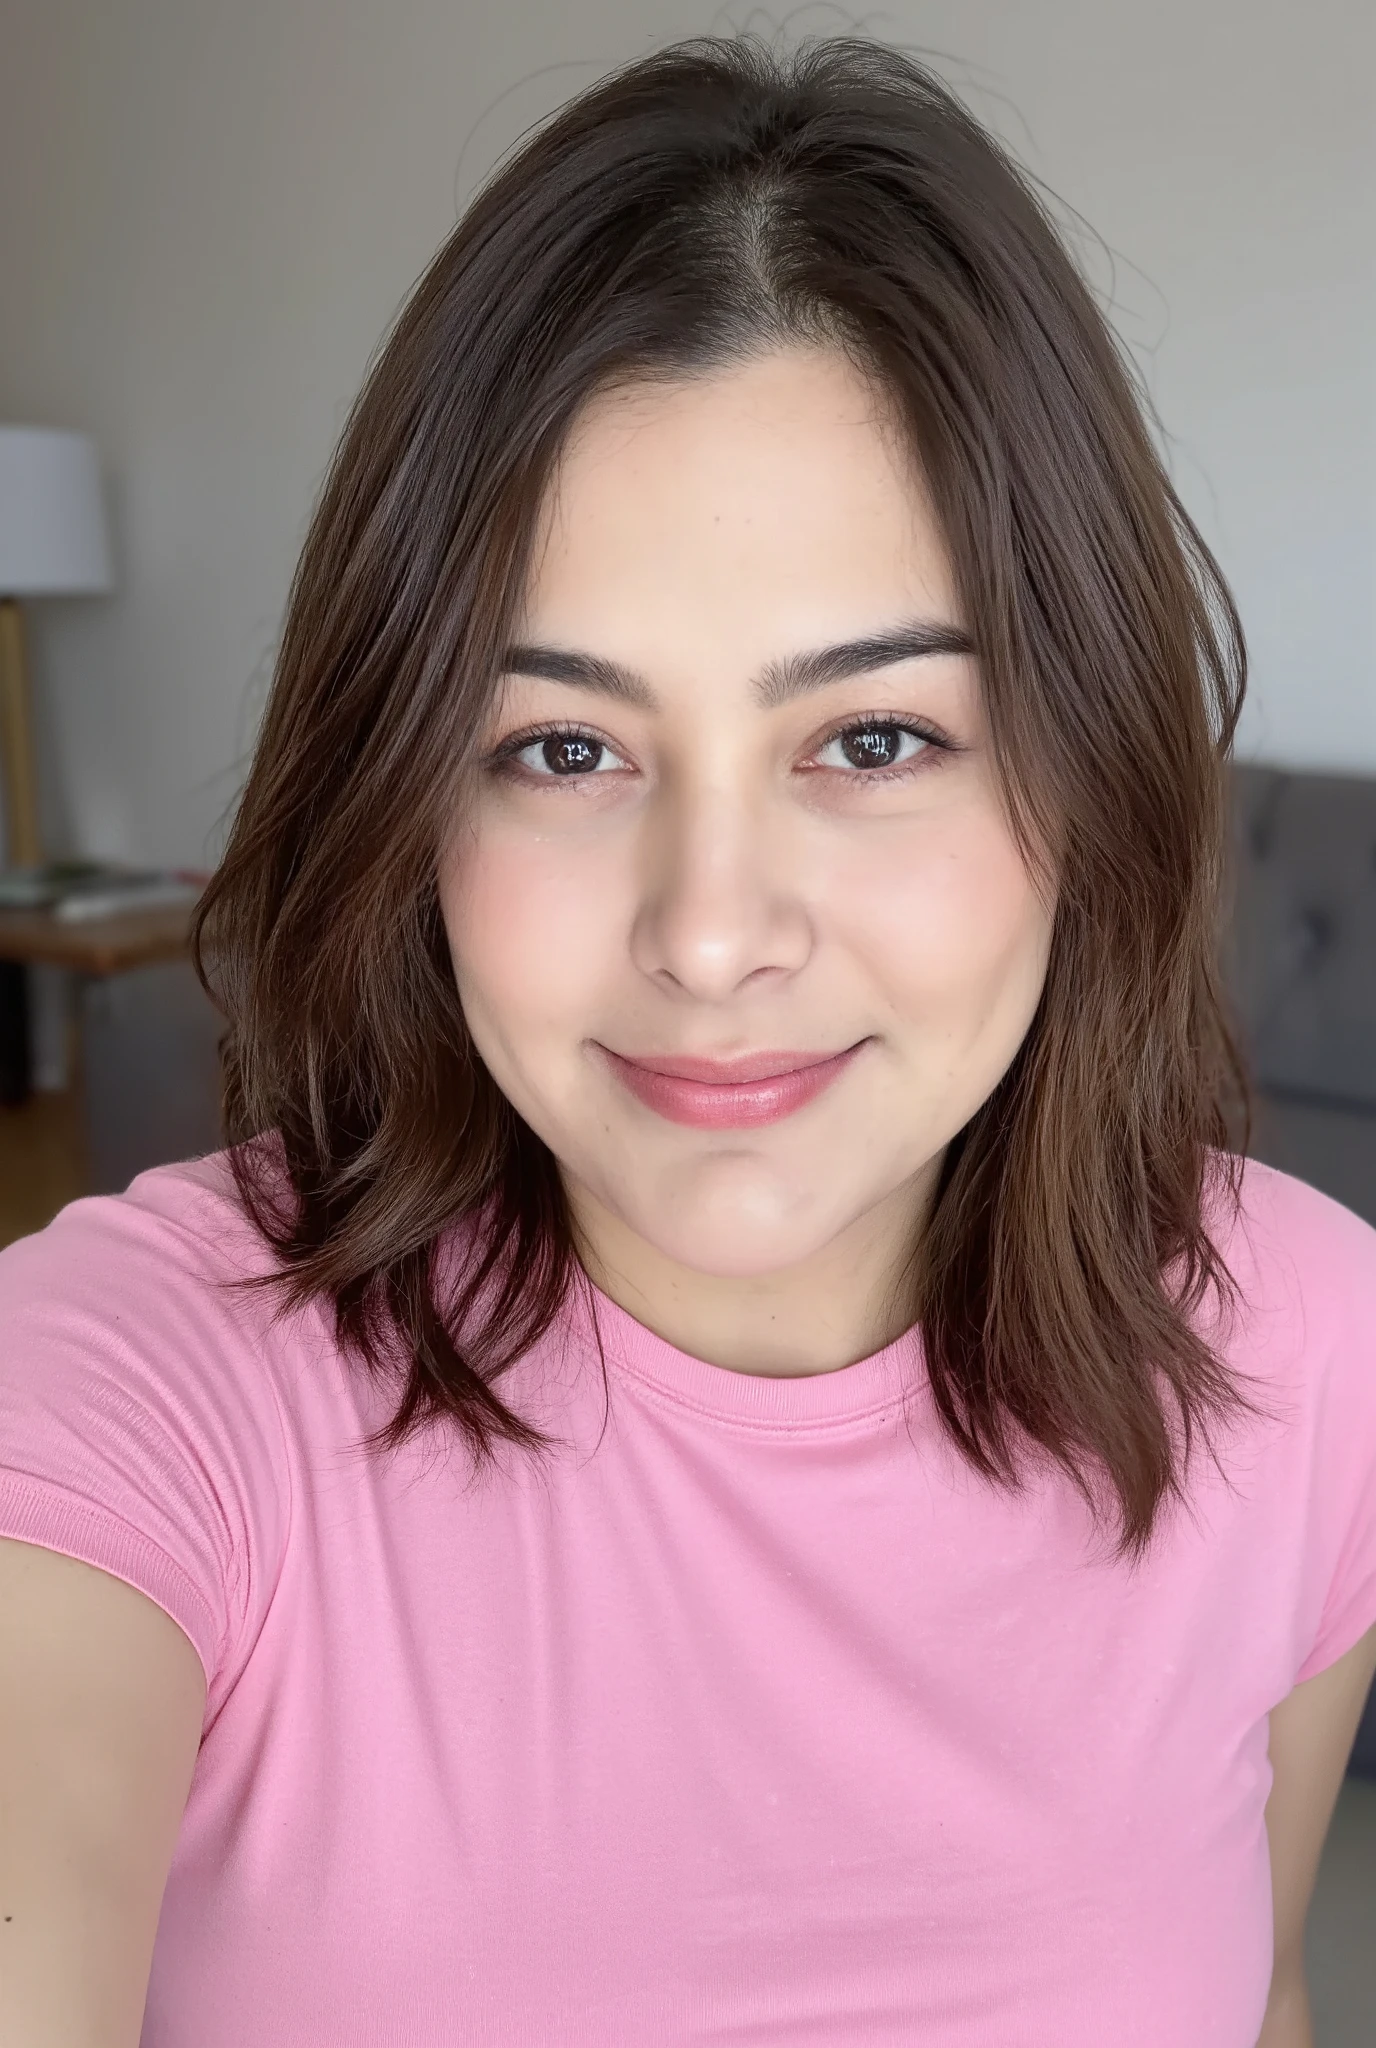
top-left (598, 1043), bottom-right (866, 1129)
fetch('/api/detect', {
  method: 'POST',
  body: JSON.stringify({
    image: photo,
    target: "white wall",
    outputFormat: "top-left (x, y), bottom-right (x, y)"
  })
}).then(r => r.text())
top-left (2, 0), bottom-right (1373, 871)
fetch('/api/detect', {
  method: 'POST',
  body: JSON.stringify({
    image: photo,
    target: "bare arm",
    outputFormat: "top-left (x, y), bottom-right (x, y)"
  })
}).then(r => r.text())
top-left (1256, 1619), bottom-right (1376, 2048)
top-left (0, 1534), bottom-right (206, 2048)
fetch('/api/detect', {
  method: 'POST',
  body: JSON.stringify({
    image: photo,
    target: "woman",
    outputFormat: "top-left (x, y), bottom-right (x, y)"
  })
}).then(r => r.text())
top-left (2, 35), bottom-right (1373, 2048)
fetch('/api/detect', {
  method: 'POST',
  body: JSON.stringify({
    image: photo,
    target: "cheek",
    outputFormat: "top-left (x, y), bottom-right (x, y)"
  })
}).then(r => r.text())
top-left (822, 808), bottom-right (1052, 1030)
top-left (438, 817), bottom-right (630, 1045)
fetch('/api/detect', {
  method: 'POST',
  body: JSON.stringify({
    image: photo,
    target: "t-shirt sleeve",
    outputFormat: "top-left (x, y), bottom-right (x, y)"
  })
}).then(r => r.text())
top-left (1268, 1171), bottom-right (1376, 1686)
top-left (0, 1162), bottom-right (292, 1702)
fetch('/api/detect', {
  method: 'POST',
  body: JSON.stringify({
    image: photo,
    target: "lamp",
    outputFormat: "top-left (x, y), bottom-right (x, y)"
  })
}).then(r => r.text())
top-left (0, 426), bottom-right (114, 868)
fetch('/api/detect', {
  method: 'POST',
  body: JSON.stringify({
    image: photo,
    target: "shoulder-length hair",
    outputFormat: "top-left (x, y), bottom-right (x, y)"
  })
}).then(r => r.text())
top-left (194, 34), bottom-right (1255, 1555)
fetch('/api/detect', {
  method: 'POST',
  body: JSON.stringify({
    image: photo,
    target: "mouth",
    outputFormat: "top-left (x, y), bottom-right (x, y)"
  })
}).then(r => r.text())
top-left (595, 1042), bottom-right (869, 1130)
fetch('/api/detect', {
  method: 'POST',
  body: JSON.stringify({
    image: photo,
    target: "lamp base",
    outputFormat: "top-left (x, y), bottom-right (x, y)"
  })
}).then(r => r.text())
top-left (0, 598), bottom-right (42, 870)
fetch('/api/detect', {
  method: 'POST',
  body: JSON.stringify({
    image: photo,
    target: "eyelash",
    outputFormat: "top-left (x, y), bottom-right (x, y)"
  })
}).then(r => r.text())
top-left (486, 715), bottom-right (955, 785)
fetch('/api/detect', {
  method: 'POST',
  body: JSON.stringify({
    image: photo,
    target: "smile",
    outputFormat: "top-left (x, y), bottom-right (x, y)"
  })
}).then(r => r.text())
top-left (597, 1043), bottom-right (868, 1129)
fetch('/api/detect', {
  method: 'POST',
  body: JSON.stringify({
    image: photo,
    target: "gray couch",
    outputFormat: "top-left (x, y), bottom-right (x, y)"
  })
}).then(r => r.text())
top-left (1227, 764), bottom-right (1376, 1229)
top-left (1226, 764), bottom-right (1376, 1775)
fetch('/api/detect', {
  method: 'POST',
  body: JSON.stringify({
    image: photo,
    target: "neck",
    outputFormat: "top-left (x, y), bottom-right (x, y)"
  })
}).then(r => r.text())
top-left (563, 1163), bottom-right (941, 1378)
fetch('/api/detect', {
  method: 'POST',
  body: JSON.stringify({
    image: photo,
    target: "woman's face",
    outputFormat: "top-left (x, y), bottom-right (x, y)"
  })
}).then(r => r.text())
top-left (440, 347), bottom-right (1054, 1290)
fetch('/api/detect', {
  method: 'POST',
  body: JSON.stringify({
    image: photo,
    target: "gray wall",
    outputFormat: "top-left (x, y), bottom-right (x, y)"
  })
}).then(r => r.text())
top-left (2, 0), bottom-right (1373, 875)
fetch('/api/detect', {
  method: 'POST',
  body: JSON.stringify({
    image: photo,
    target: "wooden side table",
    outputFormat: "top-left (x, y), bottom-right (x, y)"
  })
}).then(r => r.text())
top-left (0, 897), bottom-right (196, 976)
top-left (0, 899), bottom-right (197, 1106)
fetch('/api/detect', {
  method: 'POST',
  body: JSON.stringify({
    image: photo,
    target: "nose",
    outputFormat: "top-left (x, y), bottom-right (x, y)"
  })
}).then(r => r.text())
top-left (629, 777), bottom-right (813, 1002)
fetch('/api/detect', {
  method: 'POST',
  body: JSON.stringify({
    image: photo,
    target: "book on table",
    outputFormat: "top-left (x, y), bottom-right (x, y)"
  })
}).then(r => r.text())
top-left (0, 860), bottom-right (203, 922)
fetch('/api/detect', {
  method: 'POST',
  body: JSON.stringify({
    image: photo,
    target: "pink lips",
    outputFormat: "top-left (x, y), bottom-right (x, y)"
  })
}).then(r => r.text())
top-left (599, 1043), bottom-right (866, 1129)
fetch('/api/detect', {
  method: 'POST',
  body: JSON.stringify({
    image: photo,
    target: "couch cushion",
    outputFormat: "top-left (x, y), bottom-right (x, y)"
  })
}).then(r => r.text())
top-left (1227, 765), bottom-right (1376, 1114)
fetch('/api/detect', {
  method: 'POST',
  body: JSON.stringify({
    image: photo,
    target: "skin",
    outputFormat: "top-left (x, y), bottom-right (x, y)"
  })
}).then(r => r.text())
top-left (440, 346), bottom-right (1054, 1375)
top-left (437, 343), bottom-right (1376, 2038)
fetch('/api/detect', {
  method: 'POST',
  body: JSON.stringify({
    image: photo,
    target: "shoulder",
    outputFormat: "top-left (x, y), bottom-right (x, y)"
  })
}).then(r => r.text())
top-left (0, 1144), bottom-right (292, 1333)
top-left (1206, 1151), bottom-right (1376, 1370)
top-left (0, 1141), bottom-right (326, 1507)
top-left (0, 1149), bottom-right (308, 1688)
top-left (1201, 1149), bottom-right (1376, 1471)
top-left (1203, 1154), bottom-right (1376, 1682)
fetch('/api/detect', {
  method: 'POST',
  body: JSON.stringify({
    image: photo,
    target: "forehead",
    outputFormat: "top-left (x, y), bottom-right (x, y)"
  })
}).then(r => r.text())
top-left (521, 347), bottom-right (959, 639)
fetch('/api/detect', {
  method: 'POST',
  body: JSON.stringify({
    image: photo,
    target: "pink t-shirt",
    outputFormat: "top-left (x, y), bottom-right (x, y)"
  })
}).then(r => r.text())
top-left (1, 1150), bottom-right (1374, 2046)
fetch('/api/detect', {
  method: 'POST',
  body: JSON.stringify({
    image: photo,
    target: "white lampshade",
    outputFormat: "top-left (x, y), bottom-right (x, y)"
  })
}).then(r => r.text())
top-left (0, 426), bottom-right (113, 597)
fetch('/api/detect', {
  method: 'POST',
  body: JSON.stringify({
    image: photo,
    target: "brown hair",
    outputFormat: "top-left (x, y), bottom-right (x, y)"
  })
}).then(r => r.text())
top-left (194, 34), bottom-right (1255, 1555)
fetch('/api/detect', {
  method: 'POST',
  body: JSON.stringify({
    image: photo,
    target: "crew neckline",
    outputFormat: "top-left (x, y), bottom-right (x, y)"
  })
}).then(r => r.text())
top-left (573, 1278), bottom-right (928, 1432)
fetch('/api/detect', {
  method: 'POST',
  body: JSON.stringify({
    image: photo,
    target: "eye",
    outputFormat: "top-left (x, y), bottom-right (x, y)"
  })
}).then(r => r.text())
top-left (498, 728), bottom-right (629, 778)
top-left (813, 720), bottom-right (933, 773)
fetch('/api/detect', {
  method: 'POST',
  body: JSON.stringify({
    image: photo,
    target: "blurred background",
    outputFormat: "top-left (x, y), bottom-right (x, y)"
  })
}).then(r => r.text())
top-left (0, 2), bottom-right (1372, 2032)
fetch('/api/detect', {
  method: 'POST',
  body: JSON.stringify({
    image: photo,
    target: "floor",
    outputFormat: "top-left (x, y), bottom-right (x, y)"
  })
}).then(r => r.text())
top-left (0, 1085), bottom-right (87, 1249)
top-left (1308, 1775), bottom-right (1376, 2045)
top-left (1, 1095), bottom-right (1373, 2034)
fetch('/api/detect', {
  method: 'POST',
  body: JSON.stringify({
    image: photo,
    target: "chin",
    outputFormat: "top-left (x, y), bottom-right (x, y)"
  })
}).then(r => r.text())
top-left (617, 1158), bottom-right (853, 1281)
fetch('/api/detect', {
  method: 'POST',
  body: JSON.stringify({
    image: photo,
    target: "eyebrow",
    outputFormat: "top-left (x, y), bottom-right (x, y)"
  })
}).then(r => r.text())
top-left (501, 618), bottom-right (976, 712)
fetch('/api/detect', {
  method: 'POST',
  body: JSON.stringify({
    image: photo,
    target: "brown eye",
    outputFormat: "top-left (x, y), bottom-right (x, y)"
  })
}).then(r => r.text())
top-left (503, 729), bottom-right (628, 778)
top-left (541, 734), bottom-right (604, 775)
top-left (817, 722), bottom-right (929, 772)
